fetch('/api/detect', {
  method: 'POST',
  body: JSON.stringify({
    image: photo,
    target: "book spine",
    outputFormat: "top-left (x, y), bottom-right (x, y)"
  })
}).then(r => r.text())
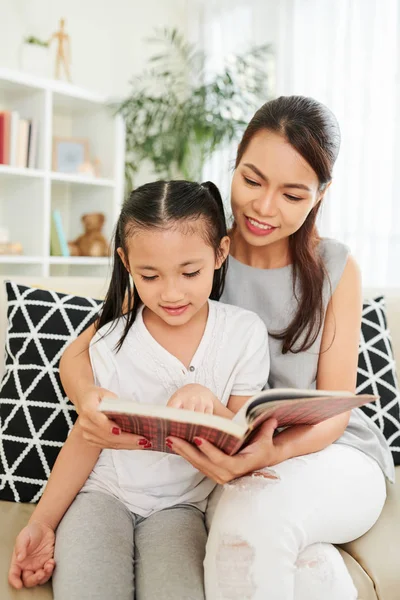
top-left (28, 120), bottom-right (38, 169)
top-left (0, 113), bottom-right (5, 165)
top-left (9, 111), bottom-right (19, 167)
top-left (26, 121), bottom-right (32, 168)
top-left (16, 119), bottom-right (29, 168)
top-left (3, 112), bottom-right (11, 165)
top-left (52, 210), bottom-right (70, 257)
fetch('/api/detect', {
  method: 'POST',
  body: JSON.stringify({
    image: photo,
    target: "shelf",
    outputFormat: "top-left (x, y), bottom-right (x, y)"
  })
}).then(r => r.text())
top-left (0, 165), bottom-right (45, 179)
top-left (0, 68), bottom-right (125, 278)
top-left (0, 256), bottom-right (44, 264)
top-left (0, 68), bottom-right (107, 106)
top-left (50, 172), bottom-right (115, 187)
top-left (49, 257), bottom-right (111, 265)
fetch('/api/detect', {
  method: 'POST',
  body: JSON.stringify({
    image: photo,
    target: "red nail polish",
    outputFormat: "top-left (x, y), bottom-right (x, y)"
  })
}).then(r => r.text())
top-left (166, 438), bottom-right (173, 448)
top-left (144, 442), bottom-right (152, 449)
top-left (138, 439), bottom-right (149, 446)
top-left (112, 427), bottom-right (121, 435)
top-left (193, 437), bottom-right (202, 446)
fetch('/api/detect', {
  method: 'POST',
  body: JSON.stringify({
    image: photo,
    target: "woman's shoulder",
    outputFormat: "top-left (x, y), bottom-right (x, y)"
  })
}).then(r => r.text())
top-left (318, 237), bottom-right (351, 292)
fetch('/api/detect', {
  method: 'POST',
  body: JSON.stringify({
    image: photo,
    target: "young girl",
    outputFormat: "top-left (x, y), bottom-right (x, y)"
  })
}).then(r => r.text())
top-left (8, 180), bottom-right (271, 599)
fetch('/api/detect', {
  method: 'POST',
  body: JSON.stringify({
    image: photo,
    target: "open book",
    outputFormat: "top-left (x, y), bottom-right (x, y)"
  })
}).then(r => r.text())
top-left (98, 389), bottom-right (376, 455)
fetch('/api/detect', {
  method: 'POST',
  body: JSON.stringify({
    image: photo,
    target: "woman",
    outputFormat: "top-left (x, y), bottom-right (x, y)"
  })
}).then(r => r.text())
top-left (60, 96), bottom-right (394, 600)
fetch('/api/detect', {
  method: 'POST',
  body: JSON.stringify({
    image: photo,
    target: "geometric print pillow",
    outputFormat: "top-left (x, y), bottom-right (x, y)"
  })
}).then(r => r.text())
top-left (0, 281), bottom-right (102, 503)
top-left (357, 296), bottom-right (400, 465)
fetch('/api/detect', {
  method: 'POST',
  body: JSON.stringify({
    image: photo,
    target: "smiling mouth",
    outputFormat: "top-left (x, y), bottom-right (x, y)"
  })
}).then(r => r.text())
top-left (161, 304), bottom-right (189, 315)
top-left (246, 216), bottom-right (276, 230)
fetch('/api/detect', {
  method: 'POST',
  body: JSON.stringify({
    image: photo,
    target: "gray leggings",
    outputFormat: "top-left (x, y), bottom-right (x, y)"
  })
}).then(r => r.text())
top-left (52, 491), bottom-right (207, 600)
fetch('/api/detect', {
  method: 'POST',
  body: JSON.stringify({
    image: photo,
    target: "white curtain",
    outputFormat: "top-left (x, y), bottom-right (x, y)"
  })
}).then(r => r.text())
top-left (189, 0), bottom-right (400, 287)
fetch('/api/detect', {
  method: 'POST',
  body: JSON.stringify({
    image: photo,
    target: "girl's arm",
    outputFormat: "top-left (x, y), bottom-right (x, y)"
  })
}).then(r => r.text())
top-left (269, 255), bottom-right (362, 464)
top-left (30, 420), bottom-right (100, 530)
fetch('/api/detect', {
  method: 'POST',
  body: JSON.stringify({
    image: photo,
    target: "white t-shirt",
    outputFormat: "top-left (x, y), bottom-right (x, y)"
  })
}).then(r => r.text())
top-left (82, 300), bottom-right (270, 517)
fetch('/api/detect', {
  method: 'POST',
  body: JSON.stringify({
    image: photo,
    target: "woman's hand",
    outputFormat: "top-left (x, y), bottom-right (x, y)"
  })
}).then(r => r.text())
top-left (8, 521), bottom-right (56, 589)
top-left (167, 418), bottom-right (280, 484)
top-left (77, 386), bottom-right (151, 450)
top-left (167, 384), bottom-right (216, 414)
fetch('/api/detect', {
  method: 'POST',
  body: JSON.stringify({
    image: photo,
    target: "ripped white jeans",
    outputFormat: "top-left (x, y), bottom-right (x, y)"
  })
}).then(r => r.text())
top-left (205, 444), bottom-right (387, 600)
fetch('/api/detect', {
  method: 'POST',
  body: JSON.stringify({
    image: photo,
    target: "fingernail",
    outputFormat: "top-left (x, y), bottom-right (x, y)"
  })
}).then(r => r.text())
top-left (112, 427), bottom-right (121, 435)
top-left (193, 437), bottom-right (202, 446)
top-left (144, 442), bottom-right (152, 448)
top-left (138, 439), bottom-right (149, 446)
top-left (166, 438), bottom-right (173, 448)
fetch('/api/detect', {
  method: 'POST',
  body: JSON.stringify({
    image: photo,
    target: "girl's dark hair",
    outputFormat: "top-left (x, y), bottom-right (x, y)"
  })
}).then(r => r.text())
top-left (96, 180), bottom-right (228, 350)
top-left (235, 95), bottom-right (341, 354)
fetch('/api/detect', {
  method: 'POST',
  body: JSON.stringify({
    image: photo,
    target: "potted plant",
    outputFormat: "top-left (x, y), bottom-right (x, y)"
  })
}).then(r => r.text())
top-left (114, 28), bottom-right (273, 191)
top-left (19, 36), bottom-right (50, 78)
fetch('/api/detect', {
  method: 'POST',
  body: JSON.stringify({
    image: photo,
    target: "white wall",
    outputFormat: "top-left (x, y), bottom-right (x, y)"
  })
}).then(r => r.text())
top-left (0, 0), bottom-right (187, 97)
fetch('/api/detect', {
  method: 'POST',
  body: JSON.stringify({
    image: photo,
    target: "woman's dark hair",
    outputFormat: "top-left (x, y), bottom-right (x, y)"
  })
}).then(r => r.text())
top-left (235, 95), bottom-right (341, 354)
top-left (96, 179), bottom-right (228, 350)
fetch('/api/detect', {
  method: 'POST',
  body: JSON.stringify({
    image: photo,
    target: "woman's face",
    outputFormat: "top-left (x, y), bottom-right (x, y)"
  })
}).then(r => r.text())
top-left (231, 130), bottom-right (324, 250)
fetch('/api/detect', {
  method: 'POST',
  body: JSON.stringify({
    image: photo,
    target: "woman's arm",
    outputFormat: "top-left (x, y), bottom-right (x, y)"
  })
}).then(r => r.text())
top-left (59, 323), bottom-right (97, 411)
top-left (60, 322), bottom-right (150, 450)
top-left (29, 420), bottom-right (100, 530)
top-left (8, 423), bottom-right (100, 589)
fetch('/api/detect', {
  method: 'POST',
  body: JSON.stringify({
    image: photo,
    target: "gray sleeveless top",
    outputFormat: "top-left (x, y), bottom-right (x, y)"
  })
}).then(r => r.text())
top-left (221, 238), bottom-right (395, 482)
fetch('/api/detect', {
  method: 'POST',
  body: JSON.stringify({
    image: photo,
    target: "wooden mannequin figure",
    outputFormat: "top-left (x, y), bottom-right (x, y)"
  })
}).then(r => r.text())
top-left (49, 18), bottom-right (71, 82)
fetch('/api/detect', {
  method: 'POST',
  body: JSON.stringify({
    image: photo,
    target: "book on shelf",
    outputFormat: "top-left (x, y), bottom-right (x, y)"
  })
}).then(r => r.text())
top-left (0, 111), bottom-right (10, 165)
top-left (9, 111), bottom-right (19, 167)
top-left (98, 388), bottom-right (377, 455)
top-left (50, 210), bottom-right (70, 257)
top-left (0, 110), bottom-right (39, 169)
top-left (16, 118), bottom-right (29, 168)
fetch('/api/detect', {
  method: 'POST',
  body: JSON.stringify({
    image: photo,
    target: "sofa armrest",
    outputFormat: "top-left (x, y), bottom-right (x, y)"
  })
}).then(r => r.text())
top-left (340, 467), bottom-right (400, 600)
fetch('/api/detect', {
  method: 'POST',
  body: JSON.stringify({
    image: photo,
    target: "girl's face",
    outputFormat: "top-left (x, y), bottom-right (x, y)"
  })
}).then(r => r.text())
top-left (118, 222), bottom-right (229, 327)
top-left (231, 130), bottom-right (325, 251)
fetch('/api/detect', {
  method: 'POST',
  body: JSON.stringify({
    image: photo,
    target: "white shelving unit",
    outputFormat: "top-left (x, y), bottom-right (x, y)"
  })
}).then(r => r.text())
top-left (0, 68), bottom-right (125, 278)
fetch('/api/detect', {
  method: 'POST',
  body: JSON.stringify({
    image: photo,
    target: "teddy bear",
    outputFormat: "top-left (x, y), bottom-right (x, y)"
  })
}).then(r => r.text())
top-left (68, 213), bottom-right (109, 257)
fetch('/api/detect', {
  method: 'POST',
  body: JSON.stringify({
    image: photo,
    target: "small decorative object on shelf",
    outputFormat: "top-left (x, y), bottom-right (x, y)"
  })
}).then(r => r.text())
top-left (48, 18), bottom-right (71, 82)
top-left (53, 137), bottom-right (89, 173)
top-left (0, 226), bottom-right (23, 255)
top-left (68, 213), bottom-right (109, 257)
top-left (0, 242), bottom-right (23, 255)
top-left (19, 36), bottom-right (50, 78)
top-left (77, 157), bottom-right (102, 178)
top-left (78, 161), bottom-right (95, 177)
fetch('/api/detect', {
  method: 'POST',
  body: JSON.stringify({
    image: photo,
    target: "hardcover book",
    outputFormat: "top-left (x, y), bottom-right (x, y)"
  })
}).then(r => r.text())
top-left (98, 388), bottom-right (376, 454)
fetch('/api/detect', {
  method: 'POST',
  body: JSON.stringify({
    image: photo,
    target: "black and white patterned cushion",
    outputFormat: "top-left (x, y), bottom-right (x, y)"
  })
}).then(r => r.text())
top-left (0, 282), bottom-right (102, 503)
top-left (357, 296), bottom-right (400, 465)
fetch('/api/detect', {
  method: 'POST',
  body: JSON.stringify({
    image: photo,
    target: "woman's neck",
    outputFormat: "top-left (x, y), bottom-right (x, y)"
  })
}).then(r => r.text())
top-left (230, 230), bottom-right (291, 269)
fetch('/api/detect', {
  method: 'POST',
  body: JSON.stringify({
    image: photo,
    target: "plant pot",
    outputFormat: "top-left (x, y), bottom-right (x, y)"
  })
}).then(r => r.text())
top-left (19, 43), bottom-right (50, 78)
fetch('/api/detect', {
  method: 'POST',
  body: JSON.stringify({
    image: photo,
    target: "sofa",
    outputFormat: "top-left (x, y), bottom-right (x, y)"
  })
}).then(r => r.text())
top-left (0, 276), bottom-right (399, 600)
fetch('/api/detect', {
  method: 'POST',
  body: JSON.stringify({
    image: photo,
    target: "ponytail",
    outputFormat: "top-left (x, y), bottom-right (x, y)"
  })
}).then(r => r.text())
top-left (201, 181), bottom-right (226, 222)
top-left (201, 181), bottom-right (229, 301)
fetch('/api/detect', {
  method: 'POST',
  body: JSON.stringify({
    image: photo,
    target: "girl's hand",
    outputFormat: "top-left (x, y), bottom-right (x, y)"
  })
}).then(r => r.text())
top-left (8, 521), bottom-right (55, 589)
top-left (77, 386), bottom-right (151, 450)
top-left (167, 418), bottom-right (280, 484)
top-left (167, 384), bottom-right (216, 414)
